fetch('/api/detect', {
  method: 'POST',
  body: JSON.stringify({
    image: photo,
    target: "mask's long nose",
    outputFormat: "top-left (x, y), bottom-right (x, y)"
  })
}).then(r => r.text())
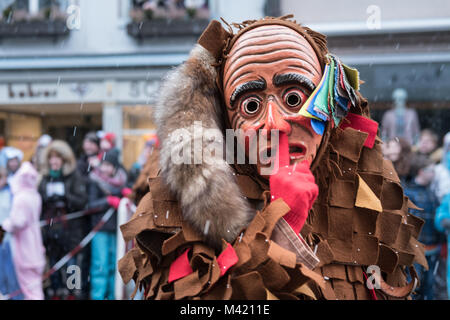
top-left (263, 100), bottom-right (291, 135)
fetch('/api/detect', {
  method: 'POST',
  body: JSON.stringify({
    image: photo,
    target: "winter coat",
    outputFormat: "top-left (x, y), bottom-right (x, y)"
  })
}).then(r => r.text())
top-left (404, 181), bottom-right (444, 245)
top-left (88, 167), bottom-right (127, 233)
top-left (76, 154), bottom-right (92, 178)
top-left (0, 185), bottom-right (12, 227)
top-left (38, 140), bottom-right (88, 249)
top-left (434, 193), bottom-right (450, 298)
top-left (435, 193), bottom-right (450, 235)
top-left (1, 162), bottom-right (45, 270)
top-left (432, 161), bottom-right (450, 203)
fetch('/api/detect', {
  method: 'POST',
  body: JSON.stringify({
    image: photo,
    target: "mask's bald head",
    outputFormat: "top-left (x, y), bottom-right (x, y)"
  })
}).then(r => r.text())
top-left (223, 24), bottom-right (322, 111)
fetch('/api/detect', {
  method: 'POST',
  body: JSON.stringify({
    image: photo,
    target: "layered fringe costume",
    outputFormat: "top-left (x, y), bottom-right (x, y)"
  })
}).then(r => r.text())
top-left (120, 16), bottom-right (427, 300)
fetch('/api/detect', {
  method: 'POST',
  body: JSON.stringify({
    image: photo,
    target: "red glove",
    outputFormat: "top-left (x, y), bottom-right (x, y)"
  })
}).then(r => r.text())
top-left (121, 188), bottom-right (132, 198)
top-left (269, 132), bottom-right (319, 235)
top-left (107, 196), bottom-right (121, 210)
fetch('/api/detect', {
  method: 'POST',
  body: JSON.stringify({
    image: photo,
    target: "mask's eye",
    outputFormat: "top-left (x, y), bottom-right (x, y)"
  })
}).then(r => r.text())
top-left (242, 97), bottom-right (261, 116)
top-left (283, 89), bottom-right (306, 108)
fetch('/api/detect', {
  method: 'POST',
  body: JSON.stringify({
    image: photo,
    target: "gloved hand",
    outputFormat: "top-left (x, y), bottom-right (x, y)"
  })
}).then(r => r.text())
top-left (107, 196), bottom-right (121, 210)
top-left (269, 132), bottom-right (319, 235)
top-left (121, 188), bottom-right (132, 198)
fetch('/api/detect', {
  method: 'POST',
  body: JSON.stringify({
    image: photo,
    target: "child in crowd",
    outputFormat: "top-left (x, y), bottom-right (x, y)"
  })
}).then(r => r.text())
top-left (0, 162), bottom-right (46, 300)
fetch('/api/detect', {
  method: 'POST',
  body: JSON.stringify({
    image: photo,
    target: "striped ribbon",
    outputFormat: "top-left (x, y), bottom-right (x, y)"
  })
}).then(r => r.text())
top-left (1, 208), bottom-right (115, 300)
top-left (39, 207), bottom-right (103, 228)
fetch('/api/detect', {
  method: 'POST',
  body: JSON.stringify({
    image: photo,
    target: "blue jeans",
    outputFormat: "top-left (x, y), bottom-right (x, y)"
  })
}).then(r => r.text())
top-left (413, 247), bottom-right (441, 300)
top-left (90, 231), bottom-right (116, 300)
top-left (0, 240), bottom-right (24, 300)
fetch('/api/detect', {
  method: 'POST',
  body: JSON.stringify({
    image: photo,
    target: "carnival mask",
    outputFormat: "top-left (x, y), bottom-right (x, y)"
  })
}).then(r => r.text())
top-left (223, 24), bottom-right (324, 176)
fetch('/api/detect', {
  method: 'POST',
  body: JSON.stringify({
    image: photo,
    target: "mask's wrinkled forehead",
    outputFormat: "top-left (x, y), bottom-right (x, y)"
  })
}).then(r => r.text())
top-left (222, 24), bottom-right (322, 107)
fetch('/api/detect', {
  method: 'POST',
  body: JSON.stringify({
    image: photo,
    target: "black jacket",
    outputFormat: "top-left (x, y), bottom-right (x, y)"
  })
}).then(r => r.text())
top-left (39, 170), bottom-right (88, 249)
top-left (87, 173), bottom-right (125, 233)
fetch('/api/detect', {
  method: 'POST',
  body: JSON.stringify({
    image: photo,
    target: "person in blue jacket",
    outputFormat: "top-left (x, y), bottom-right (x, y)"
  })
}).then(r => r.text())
top-left (434, 146), bottom-right (450, 300)
top-left (0, 166), bottom-right (24, 300)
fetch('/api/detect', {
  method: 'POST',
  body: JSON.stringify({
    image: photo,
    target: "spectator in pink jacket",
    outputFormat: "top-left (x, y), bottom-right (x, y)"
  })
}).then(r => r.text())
top-left (0, 162), bottom-right (46, 300)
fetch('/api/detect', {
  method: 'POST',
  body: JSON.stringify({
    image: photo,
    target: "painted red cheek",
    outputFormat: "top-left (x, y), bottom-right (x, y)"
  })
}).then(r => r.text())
top-left (240, 122), bottom-right (261, 155)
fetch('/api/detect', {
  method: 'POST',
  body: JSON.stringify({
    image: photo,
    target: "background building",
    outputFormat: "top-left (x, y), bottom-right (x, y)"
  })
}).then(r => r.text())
top-left (0, 0), bottom-right (448, 166)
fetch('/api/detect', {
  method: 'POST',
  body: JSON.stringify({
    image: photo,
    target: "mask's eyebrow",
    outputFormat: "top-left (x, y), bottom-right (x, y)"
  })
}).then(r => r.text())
top-left (230, 79), bottom-right (266, 107)
top-left (273, 73), bottom-right (316, 92)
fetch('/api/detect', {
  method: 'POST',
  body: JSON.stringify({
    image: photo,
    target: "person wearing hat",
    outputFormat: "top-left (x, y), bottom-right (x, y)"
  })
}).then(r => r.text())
top-left (0, 147), bottom-right (24, 184)
top-left (38, 140), bottom-right (88, 299)
top-left (88, 148), bottom-right (127, 300)
top-left (119, 16), bottom-right (426, 300)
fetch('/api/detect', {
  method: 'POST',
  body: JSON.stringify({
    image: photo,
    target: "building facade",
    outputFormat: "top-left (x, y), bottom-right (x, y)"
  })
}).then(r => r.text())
top-left (0, 0), bottom-right (448, 167)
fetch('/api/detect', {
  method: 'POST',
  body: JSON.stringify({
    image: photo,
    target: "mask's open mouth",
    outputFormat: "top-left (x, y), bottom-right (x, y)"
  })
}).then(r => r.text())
top-left (258, 142), bottom-right (307, 165)
top-left (288, 143), bottom-right (307, 160)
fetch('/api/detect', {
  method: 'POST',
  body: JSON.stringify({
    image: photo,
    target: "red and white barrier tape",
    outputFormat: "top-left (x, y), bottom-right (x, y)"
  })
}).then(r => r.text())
top-left (1, 208), bottom-right (115, 300)
top-left (39, 207), bottom-right (103, 228)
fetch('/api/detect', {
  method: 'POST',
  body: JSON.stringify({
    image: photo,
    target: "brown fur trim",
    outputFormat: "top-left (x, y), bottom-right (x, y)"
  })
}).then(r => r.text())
top-left (154, 45), bottom-right (254, 250)
top-left (40, 140), bottom-right (77, 176)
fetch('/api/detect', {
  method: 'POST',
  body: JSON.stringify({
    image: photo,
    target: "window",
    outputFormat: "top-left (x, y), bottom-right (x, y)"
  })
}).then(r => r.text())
top-left (129, 0), bottom-right (210, 21)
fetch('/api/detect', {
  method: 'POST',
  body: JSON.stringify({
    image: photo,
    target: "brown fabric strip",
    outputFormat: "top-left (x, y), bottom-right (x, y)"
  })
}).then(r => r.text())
top-left (174, 271), bottom-right (203, 300)
top-left (148, 177), bottom-right (178, 201)
top-left (375, 211), bottom-right (402, 245)
top-left (410, 237), bottom-right (429, 270)
top-left (235, 174), bottom-right (265, 200)
top-left (230, 271), bottom-right (267, 300)
top-left (161, 231), bottom-right (186, 256)
top-left (358, 144), bottom-right (384, 174)
top-left (352, 234), bottom-right (379, 265)
top-left (382, 159), bottom-right (401, 183)
top-left (257, 259), bottom-right (291, 291)
top-left (153, 200), bottom-right (183, 227)
top-left (329, 127), bottom-right (368, 163)
top-left (260, 198), bottom-right (290, 236)
top-left (352, 207), bottom-right (378, 235)
top-left (329, 178), bottom-right (357, 209)
top-left (328, 207), bottom-right (353, 240)
top-left (118, 249), bottom-right (138, 284)
top-left (120, 193), bottom-right (155, 242)
top-left (380, 180), bottom-right (404, 211)
top-left (267, 239), bottom-right (297, 269)
top-left (376, 244), bottom-right (399, 274)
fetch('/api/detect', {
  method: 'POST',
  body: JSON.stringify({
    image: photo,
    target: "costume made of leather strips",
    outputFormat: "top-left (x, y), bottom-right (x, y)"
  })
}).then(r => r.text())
top-left (119, 16), bottom-right (427, 300)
